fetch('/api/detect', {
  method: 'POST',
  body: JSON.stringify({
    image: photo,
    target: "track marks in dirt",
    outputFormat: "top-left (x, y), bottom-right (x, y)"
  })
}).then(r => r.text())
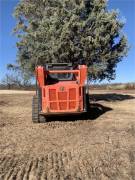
top-left (0, 156), bottom-right (18, 179)
top-left (0, 152), bottom-right (94, 180)
top-left (0, 151), bottom-right (135, 179)
top-left (0, 152), bottom-right (74, 180)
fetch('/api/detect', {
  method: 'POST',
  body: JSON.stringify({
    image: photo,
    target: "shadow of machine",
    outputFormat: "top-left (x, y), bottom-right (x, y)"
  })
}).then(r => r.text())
top-left (48, 103), bottom-right (112, 122)
top-left (89, 93), bottom-right (135, 102)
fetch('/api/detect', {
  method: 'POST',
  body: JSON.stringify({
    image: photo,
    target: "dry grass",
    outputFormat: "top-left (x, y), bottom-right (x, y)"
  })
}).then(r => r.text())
top-left (91, 83), bottom-right (135, 90)
top-left (0, 90), bottom-right (34, 94)
top-left (0, 90), bottom-right (135, 179)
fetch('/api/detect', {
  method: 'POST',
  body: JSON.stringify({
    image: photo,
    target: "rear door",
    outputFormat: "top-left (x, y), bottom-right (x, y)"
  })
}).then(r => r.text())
top-left (42, 83), bottom-right (80, 113)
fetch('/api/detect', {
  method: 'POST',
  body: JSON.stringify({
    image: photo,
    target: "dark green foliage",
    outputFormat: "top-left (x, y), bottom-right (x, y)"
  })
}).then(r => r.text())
top-left (14, 0), bottom-right (128, 80)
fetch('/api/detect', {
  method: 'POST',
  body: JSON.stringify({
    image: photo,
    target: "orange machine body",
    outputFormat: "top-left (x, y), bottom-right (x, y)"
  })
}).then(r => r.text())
top-left (35, 64), bottom-right (88, 115)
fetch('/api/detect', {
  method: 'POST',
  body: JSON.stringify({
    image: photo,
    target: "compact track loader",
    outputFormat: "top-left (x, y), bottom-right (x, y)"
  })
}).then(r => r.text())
top-left (32, 63), bottom-right (89, 123)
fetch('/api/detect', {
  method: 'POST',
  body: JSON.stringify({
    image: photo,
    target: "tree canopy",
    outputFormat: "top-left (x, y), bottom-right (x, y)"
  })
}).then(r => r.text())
top-left (14, 0), bottom-right (128, 80)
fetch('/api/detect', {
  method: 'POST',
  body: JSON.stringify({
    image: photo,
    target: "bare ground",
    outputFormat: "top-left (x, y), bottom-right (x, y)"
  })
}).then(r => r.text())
top-left (0, 90), bottom-right (135, 180)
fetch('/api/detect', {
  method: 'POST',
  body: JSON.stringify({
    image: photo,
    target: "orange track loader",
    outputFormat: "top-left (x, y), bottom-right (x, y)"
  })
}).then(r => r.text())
top-left (32, 63), bottom-right (89, 123)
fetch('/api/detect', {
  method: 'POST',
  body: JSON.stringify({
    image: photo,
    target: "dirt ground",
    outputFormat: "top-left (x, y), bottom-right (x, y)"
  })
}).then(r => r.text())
top-left (0, 90), bottom-right (135, 180)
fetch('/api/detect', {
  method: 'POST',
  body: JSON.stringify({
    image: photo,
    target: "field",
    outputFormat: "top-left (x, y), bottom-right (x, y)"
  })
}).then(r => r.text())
top-left (0, 90), bottom-right (135, 180)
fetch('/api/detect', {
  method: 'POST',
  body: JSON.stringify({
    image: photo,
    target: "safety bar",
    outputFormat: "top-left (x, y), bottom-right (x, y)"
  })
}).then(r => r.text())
top-left (47, 70), bottom-right (79, 74)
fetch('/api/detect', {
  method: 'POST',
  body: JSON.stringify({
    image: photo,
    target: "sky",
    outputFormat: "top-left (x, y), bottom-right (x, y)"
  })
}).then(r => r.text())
top-left (0, 0), bottom-right (135, 83)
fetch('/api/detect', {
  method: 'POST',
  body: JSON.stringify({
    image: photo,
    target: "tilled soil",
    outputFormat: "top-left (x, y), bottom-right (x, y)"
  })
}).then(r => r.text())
top-left (0, 90), bottom-right (135, 180)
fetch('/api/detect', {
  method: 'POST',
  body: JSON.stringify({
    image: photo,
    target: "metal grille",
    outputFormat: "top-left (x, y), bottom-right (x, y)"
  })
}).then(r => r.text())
top-left (49, 89), bottom-right (56, 101)
top-left (58, 92), bottom-right (67, 100)
top-left (48, 87), bottom-right (77, 111)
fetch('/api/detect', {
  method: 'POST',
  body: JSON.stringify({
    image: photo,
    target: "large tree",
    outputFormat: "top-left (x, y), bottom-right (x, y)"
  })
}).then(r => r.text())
top-left (14, 0), bottom-right (128, 80)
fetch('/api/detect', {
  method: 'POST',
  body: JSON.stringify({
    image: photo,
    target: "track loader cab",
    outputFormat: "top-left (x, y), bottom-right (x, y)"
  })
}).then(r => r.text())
top-left (32, 63), bottom-right (89, 123)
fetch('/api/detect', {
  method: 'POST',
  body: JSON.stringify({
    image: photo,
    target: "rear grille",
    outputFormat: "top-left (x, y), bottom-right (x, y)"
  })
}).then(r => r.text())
top-left (49, 89), bottom-right (56, 101)
top-left (48, 87), bottom-right (77, 111)
top-left (69, 102), bottom-right (76, 109)
top-left (59, 102), bottom-right (67, 110)
top-left (58, 92), bottom-right (67, 100)
top-left (50, 102), bottom-right (57, 110)
top-left (69, 88), bottom-right (76, 100)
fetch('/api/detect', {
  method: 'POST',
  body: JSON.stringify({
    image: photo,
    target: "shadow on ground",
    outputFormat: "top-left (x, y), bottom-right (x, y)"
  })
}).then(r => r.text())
top-left (88, 103), bottom-right (112, 120)
top-left (89, 93), bottom-right (135, 102)
top-left (48, 103), bottom-right (112, 122)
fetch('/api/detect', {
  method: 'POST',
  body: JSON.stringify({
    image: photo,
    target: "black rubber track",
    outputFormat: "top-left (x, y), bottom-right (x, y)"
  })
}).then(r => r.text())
top-left (32, 95), bottom-right (39, 123)
top-left (32, 88), bottom-right (47, 123)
